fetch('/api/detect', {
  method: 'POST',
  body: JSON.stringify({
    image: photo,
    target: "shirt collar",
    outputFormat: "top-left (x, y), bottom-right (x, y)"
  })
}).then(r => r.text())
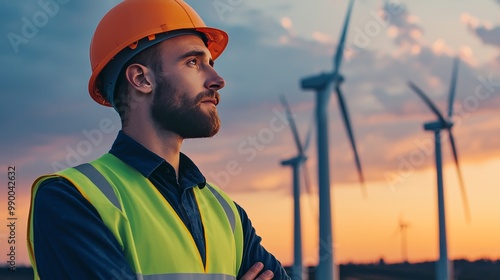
top-left (109, 130), bottom-right (206, 189)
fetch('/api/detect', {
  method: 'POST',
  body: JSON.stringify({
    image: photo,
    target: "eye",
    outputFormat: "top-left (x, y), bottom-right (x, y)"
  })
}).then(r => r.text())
top-left (187, 58), bottom-right (197, 66)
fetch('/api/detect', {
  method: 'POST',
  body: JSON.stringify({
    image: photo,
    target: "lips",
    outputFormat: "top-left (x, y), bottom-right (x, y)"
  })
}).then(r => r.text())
top-left (201, 96), bottom-right (219, 106)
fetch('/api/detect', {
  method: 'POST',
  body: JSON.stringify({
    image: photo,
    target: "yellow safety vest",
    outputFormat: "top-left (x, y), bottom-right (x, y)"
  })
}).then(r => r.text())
top-left (28, 153), bottom-right (244, 279)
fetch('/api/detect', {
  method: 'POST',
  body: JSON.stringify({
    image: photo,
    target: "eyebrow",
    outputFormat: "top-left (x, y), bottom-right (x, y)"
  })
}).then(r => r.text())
top-left (179, 50), bottom-right (214, 66)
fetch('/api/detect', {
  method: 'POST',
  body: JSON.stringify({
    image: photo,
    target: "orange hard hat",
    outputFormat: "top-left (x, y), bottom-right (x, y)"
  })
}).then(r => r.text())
top-left (88, 0), bottom-right (229, 107)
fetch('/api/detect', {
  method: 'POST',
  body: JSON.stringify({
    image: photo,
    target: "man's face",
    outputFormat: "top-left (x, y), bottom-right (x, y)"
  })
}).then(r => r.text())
top-left (150, 35), bottom-right (225, 138)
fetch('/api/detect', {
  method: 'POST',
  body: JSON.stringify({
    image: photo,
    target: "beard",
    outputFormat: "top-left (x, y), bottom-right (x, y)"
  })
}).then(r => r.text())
top-left (150, 75), bottom-right (221, 138)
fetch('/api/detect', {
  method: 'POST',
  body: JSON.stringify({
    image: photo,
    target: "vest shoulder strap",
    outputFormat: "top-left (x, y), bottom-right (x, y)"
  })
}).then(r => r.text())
top-left (73, 163), bottom-right (122, 211)
top-left (205, 183), bottom-right (236, 233)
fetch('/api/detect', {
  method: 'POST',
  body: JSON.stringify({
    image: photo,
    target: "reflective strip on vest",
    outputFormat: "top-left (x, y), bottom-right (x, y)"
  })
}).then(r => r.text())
top-left (206, 184), bottom-right (235, 233)
top-left (74, 163), bottom-right (236, 232)
top-left (74, 163), bottom-right (122, 211)
top-left (139, 273), bottom-right (236, 280)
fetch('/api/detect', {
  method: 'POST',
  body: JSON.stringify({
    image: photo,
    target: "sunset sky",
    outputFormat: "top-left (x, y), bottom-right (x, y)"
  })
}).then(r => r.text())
top-left (1, 0), bottom-right (499, 268)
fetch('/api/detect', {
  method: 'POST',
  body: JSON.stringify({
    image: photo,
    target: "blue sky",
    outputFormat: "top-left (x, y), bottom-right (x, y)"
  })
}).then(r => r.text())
top-left (1, 0), bottom-right (500, 266)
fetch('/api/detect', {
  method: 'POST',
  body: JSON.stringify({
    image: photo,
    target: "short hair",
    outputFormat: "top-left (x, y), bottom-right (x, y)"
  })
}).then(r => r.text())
top-left (112, 43), bottom-right (163, 126)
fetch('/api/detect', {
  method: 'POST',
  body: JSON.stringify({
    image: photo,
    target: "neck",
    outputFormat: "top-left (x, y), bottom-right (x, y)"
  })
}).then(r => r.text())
top-left (123, 122), bottom-right (183, 177)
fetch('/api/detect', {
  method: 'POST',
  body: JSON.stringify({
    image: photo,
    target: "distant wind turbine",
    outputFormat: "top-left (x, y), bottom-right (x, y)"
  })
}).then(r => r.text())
top-left (280, 95), bottom-right (314, 280)
top-left (407, 56), bottom-right (471, 280)
top-left (393, 215), bottom-right (410, 263)
top-left (299, 0), bottom-right (364, 279)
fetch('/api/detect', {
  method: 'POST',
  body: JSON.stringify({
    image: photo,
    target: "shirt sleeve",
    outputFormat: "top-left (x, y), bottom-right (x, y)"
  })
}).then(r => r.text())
top-left (234, 202), bottom-right (291, 280)
top-left (33, 177), bottom-right (136, 279)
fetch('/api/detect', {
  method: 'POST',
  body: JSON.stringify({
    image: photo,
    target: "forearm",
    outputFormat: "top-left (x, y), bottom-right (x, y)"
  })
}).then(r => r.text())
top-left (235, 203), bottom-right (291, 280)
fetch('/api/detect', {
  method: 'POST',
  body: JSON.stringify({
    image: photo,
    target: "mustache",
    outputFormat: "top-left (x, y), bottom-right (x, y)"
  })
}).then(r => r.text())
top-left (196, 90), bottom-right (220, 105)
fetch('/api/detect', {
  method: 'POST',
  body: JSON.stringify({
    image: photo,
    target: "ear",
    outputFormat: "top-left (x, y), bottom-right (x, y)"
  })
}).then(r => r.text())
top-left (125, 64), bottom-right (154, 94)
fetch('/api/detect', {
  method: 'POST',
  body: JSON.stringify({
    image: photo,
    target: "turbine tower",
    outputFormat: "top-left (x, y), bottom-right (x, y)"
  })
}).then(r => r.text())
top-left (280, 95), bottom-right (313, 280)
top-left (407, 57), bottom-right (471, 280)
top-left (299, 1), bottom-right (364, 279)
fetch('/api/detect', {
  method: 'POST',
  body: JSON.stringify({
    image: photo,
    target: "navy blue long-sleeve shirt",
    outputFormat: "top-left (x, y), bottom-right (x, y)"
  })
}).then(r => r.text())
top-left (33, 131), bottom-right (290, 279)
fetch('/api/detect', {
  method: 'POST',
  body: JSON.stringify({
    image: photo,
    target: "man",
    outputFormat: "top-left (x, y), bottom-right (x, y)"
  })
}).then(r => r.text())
top-left (27, 0), bottom-right (290, 279)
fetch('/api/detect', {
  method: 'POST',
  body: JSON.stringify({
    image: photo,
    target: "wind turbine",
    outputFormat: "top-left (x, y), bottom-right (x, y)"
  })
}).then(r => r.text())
top-left (393, 215), bottom-right (410, 263)
top-left (407, 56), bottom-right (471, 280)
top-left (299, 0), bottom-right (364, 279)
top-left (280, 95), bottom-right (314, 280)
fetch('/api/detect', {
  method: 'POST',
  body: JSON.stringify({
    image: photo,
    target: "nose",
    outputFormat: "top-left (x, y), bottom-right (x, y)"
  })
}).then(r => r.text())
top-left (205, 67), bottom-right (225, 91)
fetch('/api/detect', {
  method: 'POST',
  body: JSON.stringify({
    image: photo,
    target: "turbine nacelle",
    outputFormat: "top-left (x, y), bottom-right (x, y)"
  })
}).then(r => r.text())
top-left (281, 155), bottom-right (308, 167)
top-left (300, 73), bottom-right (344, 91)
top-left (424, 120), bottom-right (454, 131)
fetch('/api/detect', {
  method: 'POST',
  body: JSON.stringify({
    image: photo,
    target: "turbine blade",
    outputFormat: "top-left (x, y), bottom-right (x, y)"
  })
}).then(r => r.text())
top-left (407, 81), bottom-right (447, 124)
top-left (301, 161), bottom-right (317, 220)
top-left (390, 226), bottom-right (400, 239)
top-left (335, 85), bottom-right (367, 198)
top-left (448, 57), bottom-right (460, 118)
top-left (332, 0), bottom-right (355, 78)
top-left (301, 161), bottom-right (312, 195)
top-left (448, 129), bottom-right (471, 223)
top-left (303, 114), bottom-right (315, 153)
top-left (280, 94), bottom-right (304, 156)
